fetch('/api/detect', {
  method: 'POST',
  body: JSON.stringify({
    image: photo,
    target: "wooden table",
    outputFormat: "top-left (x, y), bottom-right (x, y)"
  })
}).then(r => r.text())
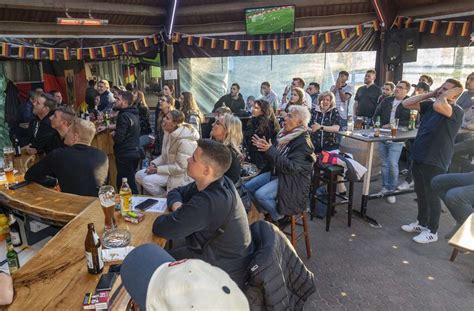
top-left (4, 199), bottom-right (166, 310)
top-left (91, 130), bottom-right (117, 189)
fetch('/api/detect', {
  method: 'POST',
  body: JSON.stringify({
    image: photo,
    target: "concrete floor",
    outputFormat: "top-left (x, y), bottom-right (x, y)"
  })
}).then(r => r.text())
top-left (297, 181), bottom-right (473, 310)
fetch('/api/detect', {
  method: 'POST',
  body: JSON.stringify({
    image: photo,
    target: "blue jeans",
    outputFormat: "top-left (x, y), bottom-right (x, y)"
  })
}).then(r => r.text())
top-left (431, 172), bottom-right (474, 225)
top-left (243, 172), bottom-right (281, 221)
top-left (378, 141), bottom-right (404, 191)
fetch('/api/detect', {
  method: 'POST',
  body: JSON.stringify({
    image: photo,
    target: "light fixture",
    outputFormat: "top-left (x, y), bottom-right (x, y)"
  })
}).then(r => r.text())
top-left (57, 17), bottom-right (108, 26)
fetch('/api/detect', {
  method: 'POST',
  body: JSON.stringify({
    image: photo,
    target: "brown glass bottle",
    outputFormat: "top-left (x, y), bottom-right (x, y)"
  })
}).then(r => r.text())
top-left (84, 223), bottom-right (104, 274)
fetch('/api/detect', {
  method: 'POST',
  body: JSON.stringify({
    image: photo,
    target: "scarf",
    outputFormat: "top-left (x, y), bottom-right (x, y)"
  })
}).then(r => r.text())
top-left (276, 125), bottom-right (307, 152)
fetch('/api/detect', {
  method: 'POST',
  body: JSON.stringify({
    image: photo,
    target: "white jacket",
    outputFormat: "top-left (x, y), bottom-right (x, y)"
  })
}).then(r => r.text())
top-left (151, 125), bottom-right (200, 190)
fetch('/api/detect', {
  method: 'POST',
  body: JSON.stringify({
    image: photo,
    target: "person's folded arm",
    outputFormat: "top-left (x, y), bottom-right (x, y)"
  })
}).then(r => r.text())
top-left (166, 182), bottom-right (197, 208)
top-left (24, 151), bottom-right (57, 186)
top-left (402, 92), bottom-right (433, 111)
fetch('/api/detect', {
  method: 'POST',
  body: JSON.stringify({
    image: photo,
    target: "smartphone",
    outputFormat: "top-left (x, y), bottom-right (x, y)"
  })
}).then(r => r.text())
top-left (109, 264), bottom-right (121, 273)
top-left (7, 180), bottom-right (31, 190)
top-left (135, 198), bottom-right (159, 211)
top-left (95, 272), bottom-right (117, 292)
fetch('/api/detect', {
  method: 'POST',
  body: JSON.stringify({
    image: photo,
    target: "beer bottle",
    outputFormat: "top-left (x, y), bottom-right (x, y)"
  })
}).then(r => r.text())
top-left (9, 213), bottom-right (22, 247)
top-left (119, 178), bottom-right (132, 217)
top-left (6, 235), bottom-right (20, 274)
top-left (14, 137), bottom-right (21, 157)
top-left (84, 223), bottom-right (104, 274)
top-left (374, 116), bottom-right (381, 137)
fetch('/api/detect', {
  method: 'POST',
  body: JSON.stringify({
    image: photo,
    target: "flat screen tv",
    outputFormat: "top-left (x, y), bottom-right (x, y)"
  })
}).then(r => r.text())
top-left (245, 5), bottom-right (295, 36)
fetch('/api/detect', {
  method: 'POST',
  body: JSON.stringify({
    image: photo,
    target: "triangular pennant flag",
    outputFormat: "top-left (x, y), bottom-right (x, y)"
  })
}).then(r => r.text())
top-left (133, 40), bottom-right (140, 51)
top-left (340, 29), bottom-right (348, 40)
top-left (285, 38), bottom-right (291, 50)
top-left (356, 25), bottom-right (363, 36)
top-left (419, 20), bottom-right (428, 33)
top-left (153, 34), bottom-right (160, 44)
top-left (34, 47), bottom-right (41, 60)
top-left (394, 16), bottom-right (404, 28)
top-left (187, 36), bottom-right (193, 46)
top-left (445, 21), bottom-right (455, 36)
top-left (122, 42), bottom-right (129, 53)
top-left (63, 48), bottom-right (70, 61)
top-left (259, 39), bottom-right (265, 52)
top-left (234, 40), bottom-right (241, 51)
top-left (273, 38), bottom-right (279, 50)
top-left (112, 45), bottom-right (119, 56)
top-left (1, 43), bottom-right (10, 57)
top-left (373, 20), bottom-right (380, 32)
top-left (17, 46), bottom-right (25, 59)
top-left (247, 40), bottom-right (253, 51)
top-left (223, 39), bottom-right (229, 50)
top-left (211, 38), bottom-right (217, 49)
top-left (89, 48), bottom-right (96, 60)
top-left (460, 22), bottom-right (470, 36)
top-left (405, 17), bottom-right (414, 28)
top-left (49, 48), bottom-right (56, 60)
top-left (101, 47), bottom-right (107, 58)
top-left (76, 48), bottom-right (83, 60)
top-left (197, 37), bottom-right (204, 47)
top-left (172, 33), bottom-right (181, 43)
top-left (324, 32), bottom-right (331, 44)
top-left (298, 37), bottom-right (305, 48)
top-left (430, 20), bottom-right (439, 34)
top-left (143, 37), bottom-right (150, 48)
top-left (311, 34), bottom-right (318, 46)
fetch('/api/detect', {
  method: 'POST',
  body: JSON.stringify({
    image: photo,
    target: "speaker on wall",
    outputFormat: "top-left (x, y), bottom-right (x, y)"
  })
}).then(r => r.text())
top-left (383, 28), bottom-right (419, 65)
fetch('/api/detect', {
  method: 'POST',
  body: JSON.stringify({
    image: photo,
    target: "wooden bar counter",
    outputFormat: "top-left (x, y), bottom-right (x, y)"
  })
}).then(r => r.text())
top-left (91, 130), bottom-right (117, 189)
top-left (4, 199), bottom-right (165, 310)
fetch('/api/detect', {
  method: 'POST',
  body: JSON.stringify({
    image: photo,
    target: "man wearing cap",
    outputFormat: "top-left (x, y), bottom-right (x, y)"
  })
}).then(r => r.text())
top-left (412, 81), bottom-right (431, 96)
top-left (152, 139), bottom-right (252, 288)
top-left (121, 244), bottom-right (249, 310)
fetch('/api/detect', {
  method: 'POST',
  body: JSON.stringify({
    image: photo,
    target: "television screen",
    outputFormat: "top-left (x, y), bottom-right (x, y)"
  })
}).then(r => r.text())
top-left (245, 5), bottom-right (295, 36)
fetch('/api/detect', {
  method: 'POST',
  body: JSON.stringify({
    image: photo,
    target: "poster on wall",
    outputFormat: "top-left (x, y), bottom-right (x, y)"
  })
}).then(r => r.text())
top-left (43, 61), bottom-right (86, 107)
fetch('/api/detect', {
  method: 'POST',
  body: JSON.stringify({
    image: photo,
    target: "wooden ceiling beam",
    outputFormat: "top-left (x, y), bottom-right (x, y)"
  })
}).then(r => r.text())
top-left (175, 13), bottom-right (377, 35)
top-left (398, 0), bottom-right (474, 18)
top-left (0, 21), bottom-right (160, 37)
top-left (0, 0), bottom-right (166, 17)
top-left (176, 0), bottom-right (370, 17)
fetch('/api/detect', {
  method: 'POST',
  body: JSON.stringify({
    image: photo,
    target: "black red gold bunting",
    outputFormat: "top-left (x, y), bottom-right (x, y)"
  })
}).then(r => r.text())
top-left (197, 37), bottom-right (204, 48)
top-left (446, 22), bottom-right (455, 36)
top-left (272, 39), bottom-right (279, 50)
top-left (112, 45), bottom-right (119, 56)
top-left (311, 34), bottom-right (318, 46)
top-left (63, 48), bottom-right (70, 61)
top-left (372, 20), bottom-right (380, 32)
top-left (324, 32), bottom-right (331, 44)
top-left (101, 47), bottom-right (107, 58)
top-left (172, 33), bottom-right (181, 43)
top-left (187, 36), bottom-right (193, 46)
top-left (1, 42), bottom-right (10, 57)
top-left (211, 39), bottom-right (217, 49)
top-left (419, 20), bottom-right (428, 33)
top-left (430, 21), bottom-right (440, 34)
top-left (247, 40), bottom-right (253, 51)
top-left (143, 37), bottom-right (150, 48)
top-left (49, 48), bottom-right (55, 60)
top-left (76, 48), bottom-right (83, 60)
top-left (17, 46), bottom-right (25, 59)
top-left (234, 40), bottom-right (241, 51)
top-left (33, 47), bottom-right (41, 60)
top-left (89, 48), bottom-right (96, 60)
top-left (460, 22), bottom-right (470, 36)
top-left (356, 25), bottom-right (363, 36)
top-left (340, 29), bottom-right (348, 40)
top-left (259, 40), bottom-right (265, 52)
top-left (122, 42), bottom-right (129, 53)
top-left (133, 40), bottom-right (140, 51)
top-left (405, 17), bottom-right (414, 28)
top-left (223, 39), bottom-right (229, 50)
top-left (298, 37), bottom-right (304, 48)
top-left (153, 34), bottom-right (160, 44)
top-left (394, 16), bottom-right (404, 28)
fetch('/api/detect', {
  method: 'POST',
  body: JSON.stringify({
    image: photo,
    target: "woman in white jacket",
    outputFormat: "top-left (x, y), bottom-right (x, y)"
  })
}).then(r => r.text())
top-left (135, 110), bottom-right (200, 196)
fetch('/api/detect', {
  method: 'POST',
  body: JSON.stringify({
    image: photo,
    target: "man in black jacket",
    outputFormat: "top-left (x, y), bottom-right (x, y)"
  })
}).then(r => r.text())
top-left (25, 93), bottom-right (61, 155)
top-left (113, 90), bottom-right (140, 193)
top-left (25, 118), bottom-right (108, 197)
top-left (373, 80), bottom-right (411, 203)
top-left (153, 139), bottom-right (252, 288)
top-left (212, 83), bottom-right (245, 114)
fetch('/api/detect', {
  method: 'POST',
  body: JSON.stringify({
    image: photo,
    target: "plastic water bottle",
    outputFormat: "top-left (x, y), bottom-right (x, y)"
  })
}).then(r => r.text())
top-left (347, 115), bottom-right (354, 132)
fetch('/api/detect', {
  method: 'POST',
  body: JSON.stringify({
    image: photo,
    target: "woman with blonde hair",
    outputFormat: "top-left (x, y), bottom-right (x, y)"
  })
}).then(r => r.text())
top-left (210, 113), bottom-right (243, 183)
top-left (179, 91), bottom-right (204, 134)
top-left (309, 91), bottom-right (341, 153)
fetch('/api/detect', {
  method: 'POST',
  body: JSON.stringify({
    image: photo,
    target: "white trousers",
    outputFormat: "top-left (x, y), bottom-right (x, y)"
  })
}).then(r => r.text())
top-left (135, 169), bottom-right (168, 197)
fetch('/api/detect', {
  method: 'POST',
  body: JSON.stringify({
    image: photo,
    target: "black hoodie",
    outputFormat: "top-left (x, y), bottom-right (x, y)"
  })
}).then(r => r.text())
top-left (113, 106), bottom-right (140, 158)
top-left (212, 93), bottom-right (245, 114)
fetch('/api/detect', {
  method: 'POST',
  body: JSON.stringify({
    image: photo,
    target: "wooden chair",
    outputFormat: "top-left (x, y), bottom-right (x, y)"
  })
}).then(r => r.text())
top-left (282, 211), bottom-right (311, 259)
top-left (448, 214), bottom-right (474, 262)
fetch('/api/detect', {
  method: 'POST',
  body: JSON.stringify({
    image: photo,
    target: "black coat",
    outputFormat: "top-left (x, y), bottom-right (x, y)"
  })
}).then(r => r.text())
top-left (265, 132), bottom-right (315, 216)
top-left (136, 102), bottom-right (152, 136)
top-left (27, 111), bottom-right (63, 154)
top-left (244, 116), bottom-right (278, 170)
top-left (113, 106), bottom-right (140, 158)
top-left (25, 144), bottom-right (109, 197)
top-left (212, 93), bottom-right (245, 114)
top-left (373, 96), bottom-right (410, 127)
top-left (244, 221), bottom-right (316, 310)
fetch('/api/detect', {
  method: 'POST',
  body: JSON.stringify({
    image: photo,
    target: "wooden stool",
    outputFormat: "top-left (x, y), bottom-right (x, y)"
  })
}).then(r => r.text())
top-left (282, 211), bottom-right (311, 259)
top-left (448, 214), bottom-right (474, 262)
top-left (310, 163), bottom-right (354, 231)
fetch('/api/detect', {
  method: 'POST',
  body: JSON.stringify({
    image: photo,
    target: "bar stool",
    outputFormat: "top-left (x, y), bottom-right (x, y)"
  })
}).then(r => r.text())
top-left (281, 211), bottom-right (312, 259)
top-left (310, 162), bottom-right (354, 231)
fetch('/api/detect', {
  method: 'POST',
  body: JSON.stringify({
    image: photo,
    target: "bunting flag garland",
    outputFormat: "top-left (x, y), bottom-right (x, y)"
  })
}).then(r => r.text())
top-left (122, 42), bottom-right (129, 53)
top-left (234, 40), bottom-right (241, 51)
top-left (460, 22), bottom-right (470, 36)
top-left (187, 36), bottom-right (193, 46)
top-left (133, 40), bottom-right (140, 51)
top-left (446, 21), bottom-right (455, 36)
top-left (298, 36), bottom-right (305, 48)
top-left (34, 47), bottom-right (41, 60)
top-left (405, 17), bottom-right (414, 28)
top-left (419, 19), bottom-right (428, 32)
top-left (394, 16), bottom-right (404, 28)
top-left (1, 43), bottom-right (10, 57)
top-left (223, 39), bottom-right (230, 50)
top-left (285, 38), bottom-right (291, 50)
top-left (259, 39), bottom-right (265, 52)
top-left (49, 48), bottom-right (55, 60)
top-left (356, 25), bottom-right (363, 36)
top-left (430, 20), bottom-right (440, 34)
top-left (211, 38), bottom-right (217, 49)
top-left (101, 47), bottom-right (107, 58)
top-left (76, 48), bottom-right (83, 60)
top-left (324, 32), bottom-right (331, 44)
top-left (340, 28), bottom-right (349, 40)
top-left (112, 45), bottom-right (119, 56)
top-left (197, 37), bottom-right (204, 47)
top-left (311, 34), bottom-right (318, 46)
top-left (172, 33), bottom-right (181, 43)
top-left (247, 40), bottom-right (253, 51)
top-left (153, 33), bottom-right (160, 44)
top-left (372, 20), bottom-right (380, 32)
top-left (63, 48), bottom-right (70, 61)
top-left (143, 37), bottom-right (150, 47)
top-left (17, 46), bottom-right (25, 59)
top-left (272, 38), bottom-right (279, 50)
top-left (89, 48), bottom-right (96, 60)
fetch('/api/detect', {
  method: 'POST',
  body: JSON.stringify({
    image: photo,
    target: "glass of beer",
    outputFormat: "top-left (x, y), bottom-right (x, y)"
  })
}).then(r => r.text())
top-left (3, 147), bottom-right (15, 188)
top-left (390, 118), bottom-right (399, 138)
top-left (98, 185), bottom-right (117, 231)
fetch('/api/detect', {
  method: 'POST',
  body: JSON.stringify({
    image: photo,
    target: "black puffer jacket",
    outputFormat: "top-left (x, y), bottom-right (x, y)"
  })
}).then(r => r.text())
top-left (244, 116), bottom-right (279, 170)
top-left (113, 106), bottom-right (140, 158)
top-left (244, 221), bottom-right (316, 310)
top-left (265, 132), bottom-right (315, 215)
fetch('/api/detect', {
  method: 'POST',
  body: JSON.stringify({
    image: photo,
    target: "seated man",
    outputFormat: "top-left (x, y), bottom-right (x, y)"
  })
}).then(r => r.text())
top-left (25, 118), bottom-right (109, 197)
top-left (50, 106), bottom-right (76, 146)
top-left (152, 139), bottom-right (252, 288)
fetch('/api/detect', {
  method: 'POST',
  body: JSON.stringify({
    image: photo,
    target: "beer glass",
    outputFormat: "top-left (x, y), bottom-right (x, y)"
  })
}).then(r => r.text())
top-left (98, 185), bottom-right (117, 231)
top-left (3, 147), bottom-right (15, 187)
top-left (390, 118), bottom-right (399, 138)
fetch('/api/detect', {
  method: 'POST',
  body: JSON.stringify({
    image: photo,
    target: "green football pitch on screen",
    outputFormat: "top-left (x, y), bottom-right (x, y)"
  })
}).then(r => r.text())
top-left (246, 7), bottom-right (295, 35)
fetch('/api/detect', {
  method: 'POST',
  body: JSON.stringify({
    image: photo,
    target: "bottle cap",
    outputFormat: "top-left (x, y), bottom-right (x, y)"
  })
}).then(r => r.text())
top-left (122, 177), bottom-right (128, 182)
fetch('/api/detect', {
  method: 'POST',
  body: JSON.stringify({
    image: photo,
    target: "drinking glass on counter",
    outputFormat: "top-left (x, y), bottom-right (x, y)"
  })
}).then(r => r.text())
top-left (3, 147), bottom-right (15, 187)
top-left (98, 185), bottom-right (117, 231)
top-left (390, 118), bottom-right (399, 138)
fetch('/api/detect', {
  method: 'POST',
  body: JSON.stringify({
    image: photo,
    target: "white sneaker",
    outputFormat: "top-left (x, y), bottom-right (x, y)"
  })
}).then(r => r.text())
top-left (413, 230), bottom-right (438, 244)
top-left (397, 181), bottom-right (414, 190)
top-left (374, 187), bottom-right (389, 197)
top-left (401, 221), bottom-right (427, 233)
top-left (385, 196), bottom-right (396, 204)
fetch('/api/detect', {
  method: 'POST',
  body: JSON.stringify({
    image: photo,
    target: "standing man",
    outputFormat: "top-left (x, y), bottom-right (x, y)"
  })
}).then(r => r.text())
top-left (113, 90), bottom-right (141, 194)
top-left (212, 83), bottom-right (245, 114)
top-left (281, 77), bottom-right (312, 110)
top-left (373, 81), bottom-right (411, 203)
top-left (354, 70), bottom-right (382, 118)
top-left (85, 79), bottom-right (99, 113)
top-left (153, 139), bottom-right (252, 288)
top-left (401, 78), bottom-right (464, 244)
top-left (259, 81), bottom-right (280, 111)
top-left (97, 80), bottom-right (115, 112)
top-left (330, 71), bottom-right (353, 130)
top-left (25, 118), bottom-right (109, 197)
top-left (306, 82), bottom-right (321, 110)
